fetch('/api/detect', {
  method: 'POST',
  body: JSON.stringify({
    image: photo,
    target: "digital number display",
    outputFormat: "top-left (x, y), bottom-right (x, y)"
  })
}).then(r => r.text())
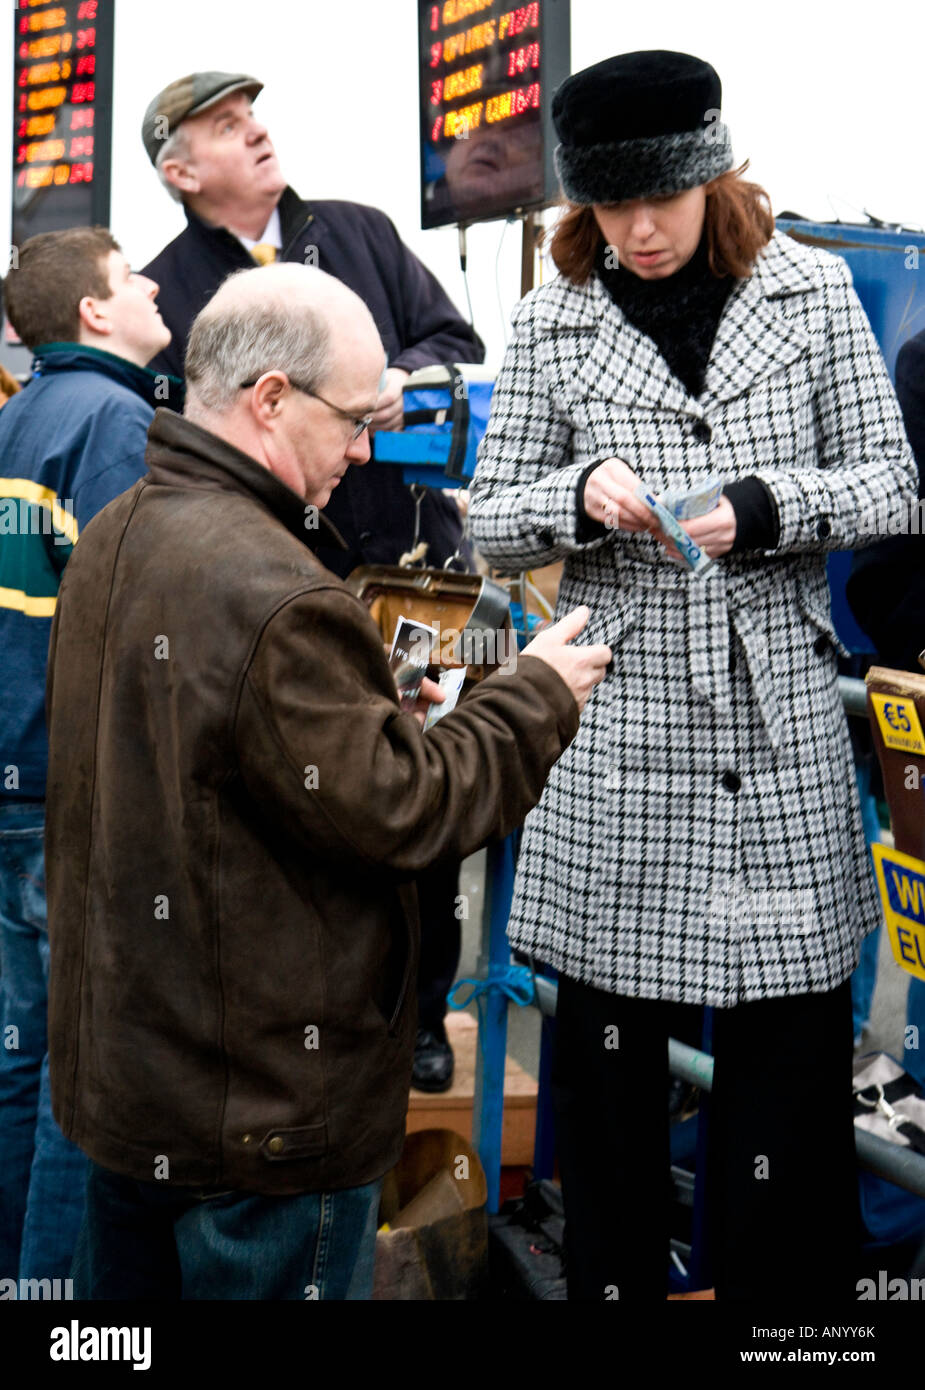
top-left (419, 0), bottom-right (570, 229)
top-left (11, 0), bottom-right (113, 247)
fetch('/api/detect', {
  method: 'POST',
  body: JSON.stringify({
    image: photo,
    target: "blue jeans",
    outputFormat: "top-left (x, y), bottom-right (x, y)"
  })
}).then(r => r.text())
top-left (72, 1159), bottom-right (383, 1300)
top-left (0, 800), bottom-right (88, 1282)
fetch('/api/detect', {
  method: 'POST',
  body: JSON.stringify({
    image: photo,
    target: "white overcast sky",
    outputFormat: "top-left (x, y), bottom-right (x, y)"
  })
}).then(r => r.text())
top-left (3, 0), bottom-right (924, 370)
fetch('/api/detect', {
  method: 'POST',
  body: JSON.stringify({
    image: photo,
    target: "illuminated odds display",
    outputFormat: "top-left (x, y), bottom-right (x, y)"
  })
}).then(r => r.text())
top-left (11, 0), bottom-right (113, 247)
top-left (419, 0), bottom-right (570, 229)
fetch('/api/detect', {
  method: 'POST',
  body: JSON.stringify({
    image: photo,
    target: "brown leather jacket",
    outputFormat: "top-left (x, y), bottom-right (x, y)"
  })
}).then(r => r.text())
top-left (45, 409), bottom-right (578, 1195)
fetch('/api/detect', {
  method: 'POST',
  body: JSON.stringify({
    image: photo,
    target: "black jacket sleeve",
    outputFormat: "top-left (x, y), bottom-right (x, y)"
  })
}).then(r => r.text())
top-left (372, 212), bottom-right (485, 372)
top-left (725, 477), bottom-right (781, 552)
top-left (846, 330), bottom-right (925, 668)
top-left (896, 331), bottom-right (925, 489)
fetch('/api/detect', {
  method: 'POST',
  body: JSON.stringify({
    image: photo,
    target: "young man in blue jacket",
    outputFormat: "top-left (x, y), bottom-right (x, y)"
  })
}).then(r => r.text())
top-left (0, 226), bottom-right (173, 1288)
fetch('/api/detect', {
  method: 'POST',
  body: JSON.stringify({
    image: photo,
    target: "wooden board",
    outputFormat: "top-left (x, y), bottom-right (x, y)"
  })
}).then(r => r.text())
top-left (406, 1011), bottom-right (538, 1166)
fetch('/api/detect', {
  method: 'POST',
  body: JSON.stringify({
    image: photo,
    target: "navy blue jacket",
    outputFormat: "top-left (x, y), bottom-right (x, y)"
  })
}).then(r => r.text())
top-left (847, 329), bottom-right (925, 669)
top-left (142, 188), bottom-right (483, 576)
top-left (0, 344), bottom-right (171, 799)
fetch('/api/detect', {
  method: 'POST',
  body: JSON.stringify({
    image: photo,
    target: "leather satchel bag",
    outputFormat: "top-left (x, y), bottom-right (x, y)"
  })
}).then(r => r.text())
top-left (344, 564), bottom-right (513, 679)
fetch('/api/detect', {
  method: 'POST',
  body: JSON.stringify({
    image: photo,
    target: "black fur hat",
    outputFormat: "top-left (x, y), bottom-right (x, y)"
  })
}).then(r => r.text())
top-left (552, 51), bottom-right (734, 204)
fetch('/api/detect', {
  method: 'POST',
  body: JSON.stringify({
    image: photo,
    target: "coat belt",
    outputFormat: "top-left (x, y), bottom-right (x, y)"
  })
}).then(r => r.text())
top-left (686, 567), bottom-right (785, 750)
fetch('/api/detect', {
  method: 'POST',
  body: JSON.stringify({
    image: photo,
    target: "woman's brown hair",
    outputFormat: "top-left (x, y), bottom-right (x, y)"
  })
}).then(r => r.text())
top-left (546, 161), bottom-right (775, 285)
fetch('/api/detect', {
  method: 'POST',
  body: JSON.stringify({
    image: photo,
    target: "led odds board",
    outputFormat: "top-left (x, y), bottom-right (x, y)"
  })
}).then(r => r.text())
top-left (11, 0), bottom-right (113, 248)
top-left (419, 0), bottom-right (570, 229)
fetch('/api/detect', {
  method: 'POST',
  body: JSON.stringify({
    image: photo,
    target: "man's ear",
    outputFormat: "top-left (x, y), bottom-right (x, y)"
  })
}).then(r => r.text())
top-left (160, 158), bottom-right (200, 196)
top-left (77, 293), bottom-right (113, 338)
top-left (250, 372), bottom-right (288, 425)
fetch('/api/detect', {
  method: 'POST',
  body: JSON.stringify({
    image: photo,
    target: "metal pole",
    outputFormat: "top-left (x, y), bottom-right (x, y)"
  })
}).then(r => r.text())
top-left (839, 675), bottom-right (868, 717)
top-left (472, 836), bottom-right (517, 1213)
top-left (520, 211), bottom-right (538, 298)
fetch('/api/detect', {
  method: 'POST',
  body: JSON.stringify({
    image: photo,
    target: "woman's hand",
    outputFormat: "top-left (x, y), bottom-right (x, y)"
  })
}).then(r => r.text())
top-left (582, 457), bottom-right (662, 534)
top-left (657, 495), bottom-right (738, 561)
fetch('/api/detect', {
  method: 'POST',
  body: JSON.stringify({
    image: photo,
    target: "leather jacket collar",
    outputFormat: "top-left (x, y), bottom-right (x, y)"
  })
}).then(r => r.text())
top-left (145, 408), bottom-right (346, 553)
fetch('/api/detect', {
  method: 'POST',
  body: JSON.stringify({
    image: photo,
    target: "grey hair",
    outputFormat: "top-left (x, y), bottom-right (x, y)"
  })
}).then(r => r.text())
top-left (154, 123), bottom-right (192, 203)
top-left (184, 275), bottom-right (333, 414)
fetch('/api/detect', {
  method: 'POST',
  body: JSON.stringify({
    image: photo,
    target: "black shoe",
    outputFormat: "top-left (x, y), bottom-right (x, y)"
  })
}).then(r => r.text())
top-left (411, 1028), bottom-right (454, 1093)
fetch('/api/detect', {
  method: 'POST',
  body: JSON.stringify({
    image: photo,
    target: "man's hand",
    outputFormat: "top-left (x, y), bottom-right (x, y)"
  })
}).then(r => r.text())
top-left (583, 457), bottom-right (662, 534)
top-left (657, 495), bottom-right (737, 561)
top-left (382, 638), bottom-right (446, 727)
top-left (409, 674), bottom-right (446, 728)
top-left (522, 606), bottom-right (611, 713)
top-left (370, 367), bottom-right (410, 435)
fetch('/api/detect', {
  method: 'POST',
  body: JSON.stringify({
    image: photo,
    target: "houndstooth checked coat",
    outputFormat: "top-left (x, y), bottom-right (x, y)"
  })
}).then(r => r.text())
top-left (469, 230), bottom-right (917, 1007)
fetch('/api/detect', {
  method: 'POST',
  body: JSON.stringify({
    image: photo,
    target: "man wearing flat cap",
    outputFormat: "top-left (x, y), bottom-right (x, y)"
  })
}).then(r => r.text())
top-left (140, 71), bottom-right (482, 574)
top-left (141, 72), bottom-right (479, 1092)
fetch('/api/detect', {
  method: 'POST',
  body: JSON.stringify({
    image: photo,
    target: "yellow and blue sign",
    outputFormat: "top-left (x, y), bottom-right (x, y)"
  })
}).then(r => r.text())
top-left (869, 691), bottom-right (925, 755)
top-left (872, 842), bottom-right (925, 981)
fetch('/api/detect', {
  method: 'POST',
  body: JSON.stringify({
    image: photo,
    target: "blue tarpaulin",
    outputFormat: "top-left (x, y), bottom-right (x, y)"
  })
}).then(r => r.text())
top-left (777, 220), bottom-right (925, 653)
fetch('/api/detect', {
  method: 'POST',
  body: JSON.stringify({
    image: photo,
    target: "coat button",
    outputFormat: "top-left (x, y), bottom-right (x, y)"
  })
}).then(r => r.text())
top-left (267, 1136), bottom-right (285, 1154)
top-left (359, 530), bottom-right (373, 544)
top-left (690, 420), bottom-right (712, 443)
top-left (721, 770), bottom-right (741, 793)
top-left (816, 518), bottom-right (832, 540)
top-left (242, 1134), bottom-right (252, 1145)
top-left (813, 634), bottom-right (830, 656)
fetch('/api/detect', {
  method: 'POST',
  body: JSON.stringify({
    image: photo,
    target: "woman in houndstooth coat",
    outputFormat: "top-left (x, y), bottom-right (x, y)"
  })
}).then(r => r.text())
top-left (468, 51), bottom-right (917, 1302)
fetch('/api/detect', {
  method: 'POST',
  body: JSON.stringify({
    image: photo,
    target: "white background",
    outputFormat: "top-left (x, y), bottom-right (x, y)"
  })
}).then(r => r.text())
top-left (2, 0), bottom-right (924, 371)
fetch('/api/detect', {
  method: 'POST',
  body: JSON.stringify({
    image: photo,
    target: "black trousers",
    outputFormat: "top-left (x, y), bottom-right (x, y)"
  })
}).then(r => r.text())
top-left (415, 860), bottom-right (462, 1037)
top-left (552, 975), bottom-right (862, 1301)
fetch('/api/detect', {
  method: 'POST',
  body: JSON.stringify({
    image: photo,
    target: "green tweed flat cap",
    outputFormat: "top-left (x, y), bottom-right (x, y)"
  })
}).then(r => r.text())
top-left (142, 71), bottom-right (263, 164)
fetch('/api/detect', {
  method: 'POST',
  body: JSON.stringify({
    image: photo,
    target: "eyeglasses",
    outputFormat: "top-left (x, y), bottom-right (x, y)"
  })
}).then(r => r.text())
top-left (238, 373), bottom-right (374, 440)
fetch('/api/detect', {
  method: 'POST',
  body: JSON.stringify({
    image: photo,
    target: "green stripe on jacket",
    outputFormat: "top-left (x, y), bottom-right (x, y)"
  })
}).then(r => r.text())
top-left (0, 494), bottom-right (75, 617)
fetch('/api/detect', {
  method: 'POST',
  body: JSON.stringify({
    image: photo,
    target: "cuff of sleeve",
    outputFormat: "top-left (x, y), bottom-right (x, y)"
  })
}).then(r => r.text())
top-left (574, 461), bottom-right (611, 543)
top-left (510, 653), bottom-right (580, 743)
top-left (523, 458), bottom-right (613, 558)
top-left (725, 477), bottom-right (781, 552)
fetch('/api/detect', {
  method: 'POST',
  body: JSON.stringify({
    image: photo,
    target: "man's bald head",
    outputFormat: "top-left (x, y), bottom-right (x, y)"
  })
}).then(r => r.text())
top-left (183, 264), bottom-right (387, 505)
top-left (184, 263), bottom-right (382, 417)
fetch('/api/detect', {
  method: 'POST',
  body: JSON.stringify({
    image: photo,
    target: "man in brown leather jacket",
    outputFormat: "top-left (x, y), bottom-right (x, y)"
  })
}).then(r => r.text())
top-left (44, 262), bottom-right (610, 1300)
